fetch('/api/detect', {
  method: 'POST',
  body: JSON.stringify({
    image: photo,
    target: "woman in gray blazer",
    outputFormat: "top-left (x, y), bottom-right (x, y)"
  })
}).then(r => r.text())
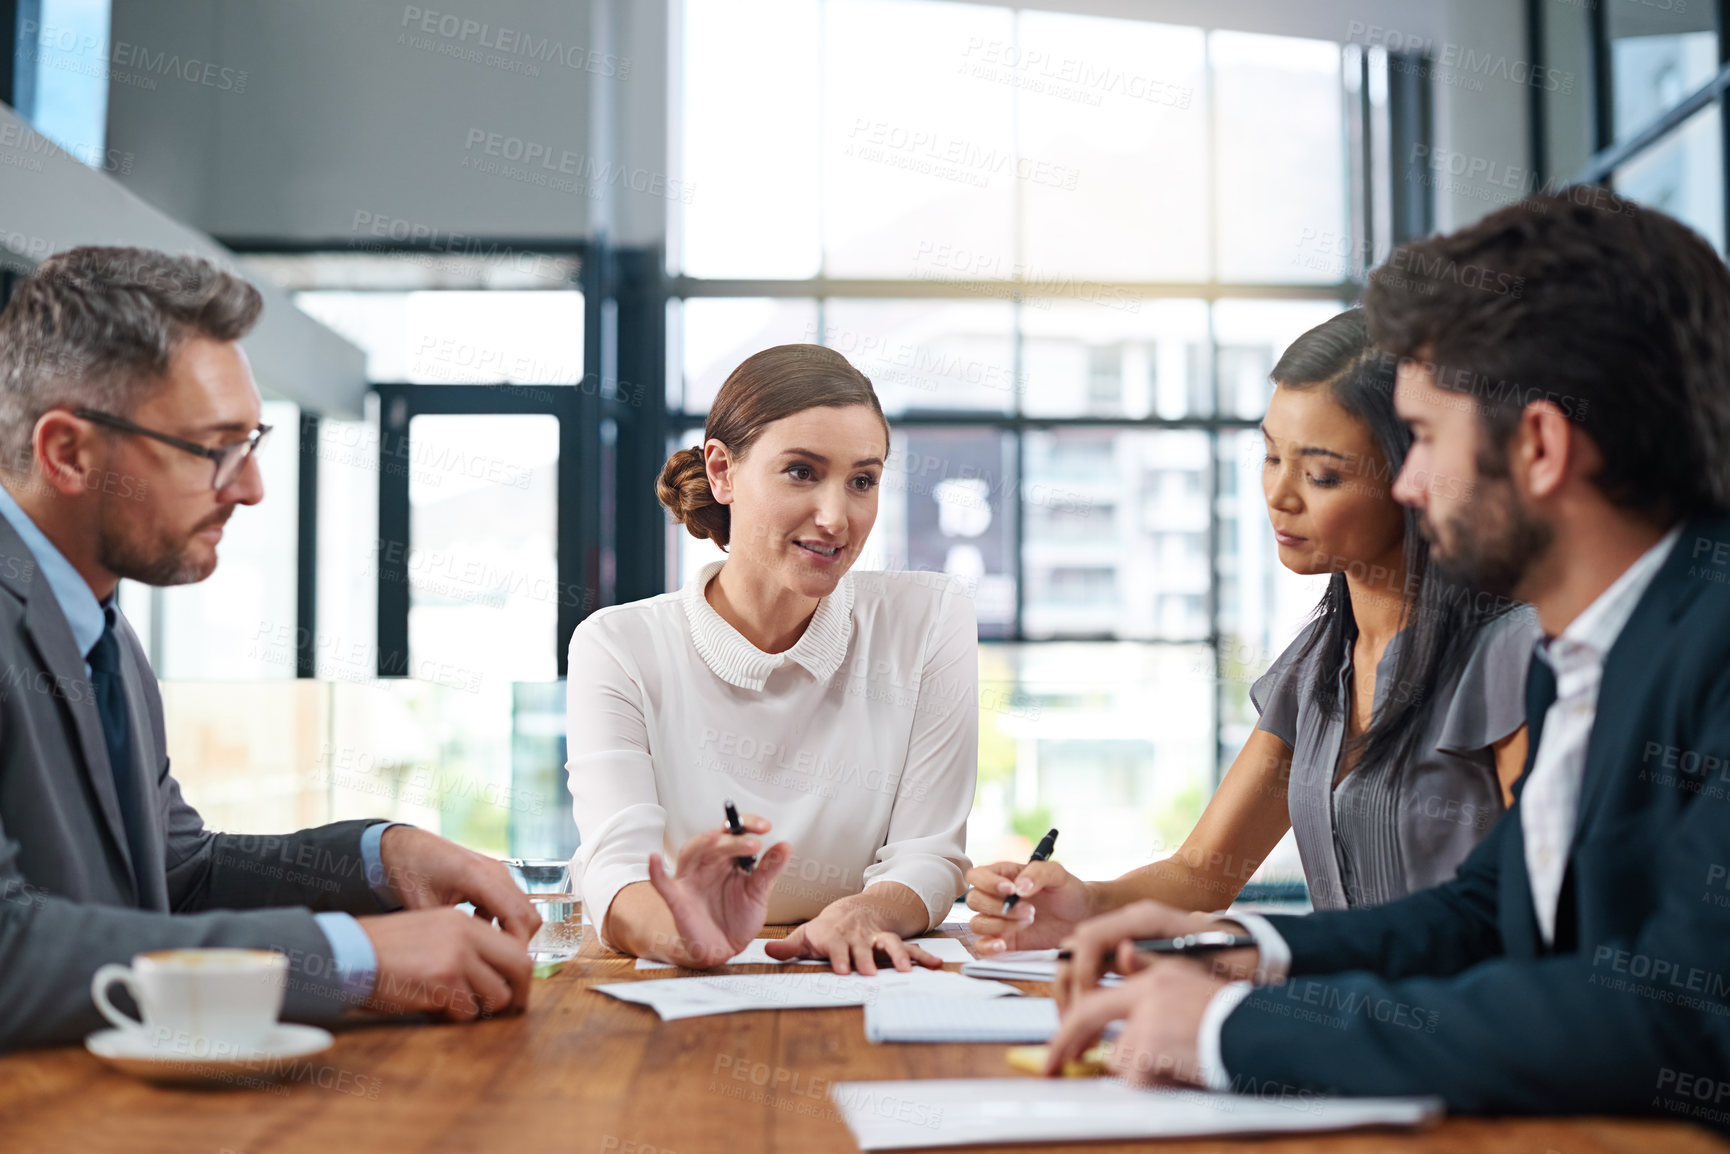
top-left (967, 308), bottom-right (1541, 946)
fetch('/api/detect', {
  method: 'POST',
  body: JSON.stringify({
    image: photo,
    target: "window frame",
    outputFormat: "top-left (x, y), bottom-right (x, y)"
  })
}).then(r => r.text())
top-left (666, 9), bottom-right (1420, 787)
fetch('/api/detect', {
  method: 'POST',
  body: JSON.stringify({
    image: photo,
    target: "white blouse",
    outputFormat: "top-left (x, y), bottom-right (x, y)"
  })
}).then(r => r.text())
top-left (565, 560), bottom-right (978, 945)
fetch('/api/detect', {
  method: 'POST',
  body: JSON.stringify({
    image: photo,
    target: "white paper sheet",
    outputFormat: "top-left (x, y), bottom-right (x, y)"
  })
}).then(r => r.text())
top-left (828, 1078), bottom-right (1444, 1150)
top-left (958, 949), bottom-right (1060, 980)
top-left (634, 936), bottom-right (975, 970)
top-left (593, 970), bottom-right (1019, 1021)
top-left (864, 995), bottom-right (1058, 1044)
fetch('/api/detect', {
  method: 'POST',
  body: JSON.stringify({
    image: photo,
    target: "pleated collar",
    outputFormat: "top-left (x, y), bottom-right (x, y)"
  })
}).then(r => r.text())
top-left (682, 560), bottom-right (854, 691)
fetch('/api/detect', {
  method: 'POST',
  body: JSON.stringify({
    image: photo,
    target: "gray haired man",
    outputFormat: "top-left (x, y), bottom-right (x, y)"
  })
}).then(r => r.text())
top-left (0, 246), bottom-right (538, 1048)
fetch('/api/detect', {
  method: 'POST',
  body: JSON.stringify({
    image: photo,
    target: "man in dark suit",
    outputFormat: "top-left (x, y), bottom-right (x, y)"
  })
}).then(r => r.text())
top-left (0, 246), bottom-right (539, 1048)
top-left (1046, 192), bottom-right (1730, 1129)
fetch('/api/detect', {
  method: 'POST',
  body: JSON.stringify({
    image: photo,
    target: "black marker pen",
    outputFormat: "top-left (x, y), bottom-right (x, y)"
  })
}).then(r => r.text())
top-left (1055, 931), bottom-right (1256, 961)
top-left (722, 798), bottom-right (756, 872)
top-left (1001, 827), bottom-right (1058, 916)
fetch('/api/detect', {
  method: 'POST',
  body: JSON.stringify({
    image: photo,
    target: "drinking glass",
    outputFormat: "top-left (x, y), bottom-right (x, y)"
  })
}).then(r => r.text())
top-left (504, 859), bottom-right (582, 961)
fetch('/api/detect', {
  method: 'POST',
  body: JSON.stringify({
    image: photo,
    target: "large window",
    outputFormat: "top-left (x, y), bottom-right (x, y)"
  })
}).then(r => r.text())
top-left (293, 280), bottom-right (585, 686)
top-left (153, 254), bottom-right (589, 858)
top-left (12, 0), bottom-right (114, 169)
top-left (675, 0), bottom-right (1379, 883)
top-left (1541, 0), bottom-right (1728, 255)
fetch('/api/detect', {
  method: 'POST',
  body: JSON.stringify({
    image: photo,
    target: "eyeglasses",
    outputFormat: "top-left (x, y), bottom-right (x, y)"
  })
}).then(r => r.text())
top-left (74, 408), bottom-right (273, 491)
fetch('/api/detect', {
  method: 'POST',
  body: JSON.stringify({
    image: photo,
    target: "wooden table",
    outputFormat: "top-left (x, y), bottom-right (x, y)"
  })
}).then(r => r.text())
top-left (2, 923), bottom-right (1726, 1154)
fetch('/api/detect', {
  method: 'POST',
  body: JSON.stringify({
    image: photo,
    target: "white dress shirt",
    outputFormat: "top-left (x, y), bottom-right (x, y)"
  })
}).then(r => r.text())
top-left (1519, 524), bottom-right (1679, 943)
top-left (566, 560), bottom-right (978, 947)
top-left (1197, 525), bottom-right (1682, 1089)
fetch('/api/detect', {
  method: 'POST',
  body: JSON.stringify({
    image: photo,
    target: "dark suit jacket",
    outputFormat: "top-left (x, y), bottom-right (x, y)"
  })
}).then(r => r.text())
top-left (1221, 515), bottom-right (1730, 1128)
top-left (0, 513), bottom-right (394, 1048)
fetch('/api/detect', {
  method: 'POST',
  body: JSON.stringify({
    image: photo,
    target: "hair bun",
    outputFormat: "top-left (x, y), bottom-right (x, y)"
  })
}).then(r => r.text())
top-left (656, 445), bottom-right (730, 547)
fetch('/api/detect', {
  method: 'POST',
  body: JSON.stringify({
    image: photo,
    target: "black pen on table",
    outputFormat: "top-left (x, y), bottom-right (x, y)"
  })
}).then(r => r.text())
top-left (1055, 930), bottom-right (1256, 961)
top-left (1000, 827), bottom-right (1059, 916)
top-left (722, 798), bottom-right (756, 872)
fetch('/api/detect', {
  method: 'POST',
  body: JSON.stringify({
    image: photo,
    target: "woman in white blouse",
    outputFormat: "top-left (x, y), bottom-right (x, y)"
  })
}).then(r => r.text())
top-left (566, 344), bottom-right (978, 973)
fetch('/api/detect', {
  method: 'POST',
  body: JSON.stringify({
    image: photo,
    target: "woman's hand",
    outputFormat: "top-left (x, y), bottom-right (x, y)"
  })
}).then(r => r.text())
top-left (764, 893), bottom-right (942, 975)
top-left (643, 813), bottom-right (792, 967)
top-left (964, 860), bottom-right (1096, 953)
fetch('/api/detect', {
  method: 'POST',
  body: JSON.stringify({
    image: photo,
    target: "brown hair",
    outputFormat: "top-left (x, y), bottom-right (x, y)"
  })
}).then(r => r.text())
top-left (1364, 189), bottom-right (1730, 518)
top-left (658, 344), bottom-right (889, 549)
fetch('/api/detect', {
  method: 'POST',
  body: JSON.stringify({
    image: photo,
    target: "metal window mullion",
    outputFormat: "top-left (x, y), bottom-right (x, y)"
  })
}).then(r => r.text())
top-left (1720, 0), bottom-right (1730, 257)
top-left (375, 386), bottom-right (411, 678)
top-left (295, 412), bottom-right (319, 679)
top-left (1012, 294), bottom-right (1025, 642)
top-left (1590, 0), bottom-right (1614, 159)
top-left (1528, 0), bottom-right (1549, 188)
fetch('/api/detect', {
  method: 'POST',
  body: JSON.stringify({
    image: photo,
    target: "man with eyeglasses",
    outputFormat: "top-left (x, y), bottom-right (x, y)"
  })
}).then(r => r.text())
top-left (0, 246), bottom-right (539, 1048)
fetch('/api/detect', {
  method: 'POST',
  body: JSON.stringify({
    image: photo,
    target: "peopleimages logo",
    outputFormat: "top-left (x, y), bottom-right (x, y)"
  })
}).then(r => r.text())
top-left (461, 128), bottom-right (696, 204)
top-left (1346, 22), bottom-right (1574, 94)
top-left (21, 21), bottom-right (249, 93)
top-left (1383, 247), bottom-right (1524, 298)
top-left (399, 6), bottom-right (630, 77)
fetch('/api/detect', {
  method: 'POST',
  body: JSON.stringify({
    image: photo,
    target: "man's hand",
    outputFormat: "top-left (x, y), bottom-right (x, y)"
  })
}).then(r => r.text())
top-left (1046, 958), bottom-right (1233, 1086)
top-left (378, 825), bottom-right (540, 943)
top-left (356, 908), bottom-right (534, 1020)
top-left (1054, 899), bottom-right (1256, 1009)
top-left (764, 888), bottom-right (941, 975)
top-left (964, 860), bottom-right (1095, 953)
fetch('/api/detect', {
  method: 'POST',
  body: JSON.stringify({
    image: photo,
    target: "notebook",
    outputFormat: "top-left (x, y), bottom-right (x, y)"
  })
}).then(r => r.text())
top-left (864, 995), bottom-right (1058, 1043)
top-left (635, 935), bottom-right (975, 970)
top-left (592, 968), bottom-right (1019, 1021)
top-left (961, 949), bottom-right (1121, 985)
top-left (959, 949), bottom-right (1060, 980)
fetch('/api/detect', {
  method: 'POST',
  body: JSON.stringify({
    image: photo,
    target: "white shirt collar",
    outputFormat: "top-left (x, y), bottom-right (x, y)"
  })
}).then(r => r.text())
top-left (681, 559), bottom-right (855, 691)
top-left (1541, 523), bottom-right (1681, 680)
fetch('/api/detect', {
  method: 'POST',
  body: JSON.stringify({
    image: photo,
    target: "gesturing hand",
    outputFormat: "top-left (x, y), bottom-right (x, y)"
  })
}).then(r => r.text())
top-left (646, 813), bottom-right (792, 967)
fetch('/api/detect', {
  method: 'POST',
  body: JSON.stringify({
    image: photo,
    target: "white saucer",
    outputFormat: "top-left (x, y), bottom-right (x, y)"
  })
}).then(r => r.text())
top-left (86, 1023), bottom-right (335, 1084)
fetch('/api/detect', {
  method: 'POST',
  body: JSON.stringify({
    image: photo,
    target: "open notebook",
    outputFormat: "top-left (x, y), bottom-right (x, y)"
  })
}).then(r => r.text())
top-left (636, 936), bottom-right (975, 970)
top-left (864, 995), bottom-right (1058, 1043)
top-left (593, 969), bottom-right (1019, 1021)
top-left (961, 949), bottom-right (1121, 985)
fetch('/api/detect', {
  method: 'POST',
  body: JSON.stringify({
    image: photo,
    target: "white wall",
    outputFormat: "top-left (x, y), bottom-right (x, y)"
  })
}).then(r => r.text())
top-left (107, 0), bottom-right (1532, 249)
top-left (0, 104), bottom-right (366, 415)
top-left (110, 0), bottom-right (616, 242)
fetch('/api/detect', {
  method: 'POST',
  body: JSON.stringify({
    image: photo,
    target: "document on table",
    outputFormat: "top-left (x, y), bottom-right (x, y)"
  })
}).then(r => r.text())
top-left (864, 995), bottom-right (1058, 1044)
top-left (828, 1079), bottom-right (1445, 1150)
top-left (635, 936), bottom-right (975, 970)
top-left (959, 949), bottom-right (1060, 980)
top-left (593, 969), bottom-right (1019, 1021)
top-left (960, 949), bottom-right (1120, 985)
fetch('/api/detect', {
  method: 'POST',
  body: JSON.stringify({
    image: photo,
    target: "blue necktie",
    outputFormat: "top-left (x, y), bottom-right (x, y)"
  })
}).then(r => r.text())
top-left (88, 620), bottom-right (146, 896)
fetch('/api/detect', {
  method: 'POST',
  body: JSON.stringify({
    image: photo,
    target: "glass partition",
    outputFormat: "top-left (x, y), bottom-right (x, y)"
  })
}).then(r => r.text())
top-left (163, 665), bottom-right (1303, 895)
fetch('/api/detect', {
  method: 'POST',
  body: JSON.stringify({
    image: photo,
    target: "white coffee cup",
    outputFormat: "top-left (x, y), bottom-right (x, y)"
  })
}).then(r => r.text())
top-left (91, 948), bottom-right (288, 1053)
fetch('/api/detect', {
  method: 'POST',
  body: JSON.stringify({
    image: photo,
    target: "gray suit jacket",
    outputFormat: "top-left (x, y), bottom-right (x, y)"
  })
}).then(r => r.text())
top-left (0, 513), bottom-right (394, 1048)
